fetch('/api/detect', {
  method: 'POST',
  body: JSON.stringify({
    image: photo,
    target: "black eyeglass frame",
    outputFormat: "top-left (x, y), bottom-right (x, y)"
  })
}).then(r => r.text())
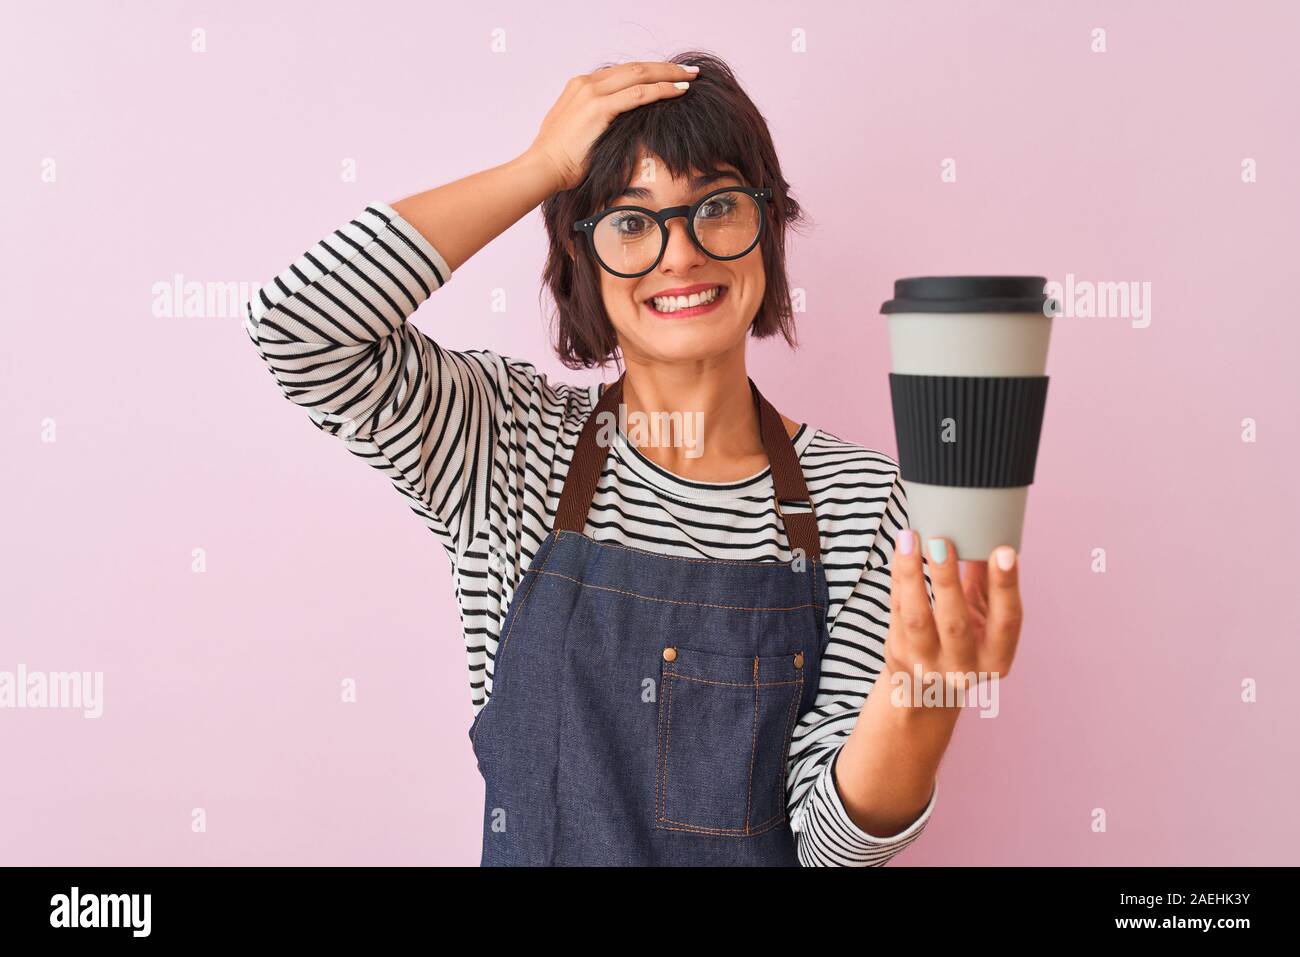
top-left (572, 186), bottom-right (774, 279)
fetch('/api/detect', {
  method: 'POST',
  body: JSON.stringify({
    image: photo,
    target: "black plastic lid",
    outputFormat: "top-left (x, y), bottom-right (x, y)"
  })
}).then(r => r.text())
top-left (880, 276), bottom-right (1048, 314)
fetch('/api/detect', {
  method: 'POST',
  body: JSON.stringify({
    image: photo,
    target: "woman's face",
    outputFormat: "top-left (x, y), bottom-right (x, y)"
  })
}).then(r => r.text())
top-left (596, 155), bottom-right (766, 367)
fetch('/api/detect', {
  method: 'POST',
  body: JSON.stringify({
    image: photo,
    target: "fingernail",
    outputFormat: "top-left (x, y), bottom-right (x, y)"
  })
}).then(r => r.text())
top-left (898, 529), bottom-right (915, 555)
top-left (682, 64), bottom-right (700, 72)
top-left (926, 538), bottom-right (948, 564)
top-left (673, 81), bottom-right (690, 90)
top-left (995, 546), bottom-right (1016, 571)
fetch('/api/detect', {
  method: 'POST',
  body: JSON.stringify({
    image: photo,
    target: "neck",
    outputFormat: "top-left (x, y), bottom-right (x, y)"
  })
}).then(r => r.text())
top-left (616, 352), bottom-right (769, 482)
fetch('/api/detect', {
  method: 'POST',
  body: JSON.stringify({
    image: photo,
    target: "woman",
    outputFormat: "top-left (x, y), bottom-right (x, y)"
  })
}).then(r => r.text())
top-left (242, 51), bottom-right (1022, 867)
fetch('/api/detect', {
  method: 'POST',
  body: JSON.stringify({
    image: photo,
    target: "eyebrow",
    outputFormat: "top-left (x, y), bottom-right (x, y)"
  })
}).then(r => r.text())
top-left (611, 169), bottom-right (740, 204)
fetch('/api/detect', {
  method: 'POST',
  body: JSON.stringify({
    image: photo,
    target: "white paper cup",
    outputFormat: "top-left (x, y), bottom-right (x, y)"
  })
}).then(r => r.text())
top-left (881, 277), bottom-right (1053, 558)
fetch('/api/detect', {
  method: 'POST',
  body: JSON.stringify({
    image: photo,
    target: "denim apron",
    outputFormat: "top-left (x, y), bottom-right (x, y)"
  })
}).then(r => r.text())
top-left (469, 374), bottom-right (829, 866)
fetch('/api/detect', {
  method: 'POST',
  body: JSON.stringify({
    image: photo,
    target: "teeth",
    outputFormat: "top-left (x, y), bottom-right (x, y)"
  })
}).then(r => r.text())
top-left (651, 285), bottom-right (722, 313)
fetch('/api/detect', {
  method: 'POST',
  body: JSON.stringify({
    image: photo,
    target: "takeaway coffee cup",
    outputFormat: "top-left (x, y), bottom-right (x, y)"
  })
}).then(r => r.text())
top-left (880, 276), bottom-right (1052, 558)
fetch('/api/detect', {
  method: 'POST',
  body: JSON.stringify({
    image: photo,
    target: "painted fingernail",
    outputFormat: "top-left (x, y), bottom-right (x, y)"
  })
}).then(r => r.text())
top-left (898, 529), bottom-right (915, 555)
top-left (995, 546), bottom-right (1016, 571)
top-left (927, 538), bottom-right (948, 564)
top-left (682, 64), bottom-right (700, 72)
top-left (673, 81), bottom-right (690, 89)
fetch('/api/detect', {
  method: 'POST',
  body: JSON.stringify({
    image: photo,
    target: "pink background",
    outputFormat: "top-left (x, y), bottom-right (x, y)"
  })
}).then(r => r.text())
top-left (3, 0), bottom-right (1297, 865)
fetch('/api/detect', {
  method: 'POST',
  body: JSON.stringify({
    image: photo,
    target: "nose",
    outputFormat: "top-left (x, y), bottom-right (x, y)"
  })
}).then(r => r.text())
top-left (657, 215), bottom-right (709, 274)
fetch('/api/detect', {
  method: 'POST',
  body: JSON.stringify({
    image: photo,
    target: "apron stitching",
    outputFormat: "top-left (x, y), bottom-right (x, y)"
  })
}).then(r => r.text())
top-left (745, 658), bottom-right (759, 833)
top-left (532, 569), bottom-right (823, 613)
top-left (659, 665), bottom-right (677, 823)
top-left (472, 533), bottom-right (560, 751)
top-left (656, 811), bottom-right (786, 836)
top-left (496, 536), bottom-right (560, 660)
top-left (778, 672), bottom-right (805, 821)
top-left (655, 665), bottom-right (666, 821)
top-left (657, 667), bottom-right (789, 836)
top-left (555, 528), bottom-right (819, 569)
top-left (654, 658), bottom-right (803, 838)
top-left (550, 602), bottom-right (568, 866)
top-left (664, 674), bottom-right (803, 690)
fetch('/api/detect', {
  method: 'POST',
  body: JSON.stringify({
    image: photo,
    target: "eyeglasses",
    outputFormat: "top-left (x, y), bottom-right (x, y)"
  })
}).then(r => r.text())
top-left (573, 186), bottom-right (773, 279)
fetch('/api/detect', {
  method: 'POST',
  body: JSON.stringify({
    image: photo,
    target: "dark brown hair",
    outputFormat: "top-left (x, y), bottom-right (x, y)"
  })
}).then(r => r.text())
top-left (539, 50), bottom-right (808, 370)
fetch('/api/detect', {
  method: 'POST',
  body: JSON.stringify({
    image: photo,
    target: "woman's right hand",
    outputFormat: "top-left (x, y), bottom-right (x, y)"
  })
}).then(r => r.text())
top-left (391, 62), bottom-right (696, 275)
top-left (527, 61), bottom-right (699, 194)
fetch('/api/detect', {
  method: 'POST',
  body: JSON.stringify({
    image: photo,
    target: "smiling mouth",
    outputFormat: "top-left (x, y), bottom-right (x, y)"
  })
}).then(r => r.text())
top-left (644, 284), bottom-right (728, 317)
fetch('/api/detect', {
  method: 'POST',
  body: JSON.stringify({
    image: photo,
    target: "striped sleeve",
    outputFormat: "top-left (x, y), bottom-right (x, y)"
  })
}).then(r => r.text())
top-left (242, 202), bottom-right (518, 561)
top-left (787, 468), bottom-right (938, 866)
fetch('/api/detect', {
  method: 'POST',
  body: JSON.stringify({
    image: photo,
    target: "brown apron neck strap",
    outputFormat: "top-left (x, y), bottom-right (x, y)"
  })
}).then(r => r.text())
top-left (553, 374), bottom-right (626, 537)
top-left (750, 378), bottom-right (821, 561)
top-left (554, 374), bottom-right (820, 562)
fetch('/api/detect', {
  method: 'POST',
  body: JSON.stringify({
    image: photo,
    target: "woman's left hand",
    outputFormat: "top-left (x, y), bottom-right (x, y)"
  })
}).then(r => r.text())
top-left (882, 531), bottom-right (1023, 698)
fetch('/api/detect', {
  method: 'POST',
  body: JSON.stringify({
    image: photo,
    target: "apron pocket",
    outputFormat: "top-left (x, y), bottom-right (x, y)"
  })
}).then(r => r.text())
top-left (655, 644), bottom-right (805, 837)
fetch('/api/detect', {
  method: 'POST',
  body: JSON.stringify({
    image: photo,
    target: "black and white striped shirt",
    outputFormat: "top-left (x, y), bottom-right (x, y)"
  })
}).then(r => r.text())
top-left (242, 202), bottom-right (936, 866)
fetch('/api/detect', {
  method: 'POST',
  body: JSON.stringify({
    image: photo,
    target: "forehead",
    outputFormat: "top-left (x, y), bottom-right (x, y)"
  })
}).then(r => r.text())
top-left (612, 155), bottom-right (744, 204)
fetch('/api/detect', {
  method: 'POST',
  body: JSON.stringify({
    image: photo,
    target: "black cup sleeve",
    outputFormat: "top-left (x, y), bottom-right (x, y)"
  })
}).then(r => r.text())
top-left (888, 374), bottom-right (1049, 488)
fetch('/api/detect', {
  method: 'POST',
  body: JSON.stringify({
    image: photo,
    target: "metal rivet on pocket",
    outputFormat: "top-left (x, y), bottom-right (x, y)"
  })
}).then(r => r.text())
top-left (793, 652), bottom-right (805, 669)
top-left (663, 647), bottom-right (678, 662)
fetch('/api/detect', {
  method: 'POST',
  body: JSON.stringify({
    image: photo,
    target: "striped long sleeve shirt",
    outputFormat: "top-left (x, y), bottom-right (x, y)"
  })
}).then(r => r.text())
top-left (241, 201), bottom-right (937, 866)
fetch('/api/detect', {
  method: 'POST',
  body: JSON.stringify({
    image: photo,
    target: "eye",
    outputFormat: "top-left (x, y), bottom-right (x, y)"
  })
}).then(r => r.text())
top-left (608, 212), bottom-right (655, 237)
top-left (697, 193), bottom-right (739, 220)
